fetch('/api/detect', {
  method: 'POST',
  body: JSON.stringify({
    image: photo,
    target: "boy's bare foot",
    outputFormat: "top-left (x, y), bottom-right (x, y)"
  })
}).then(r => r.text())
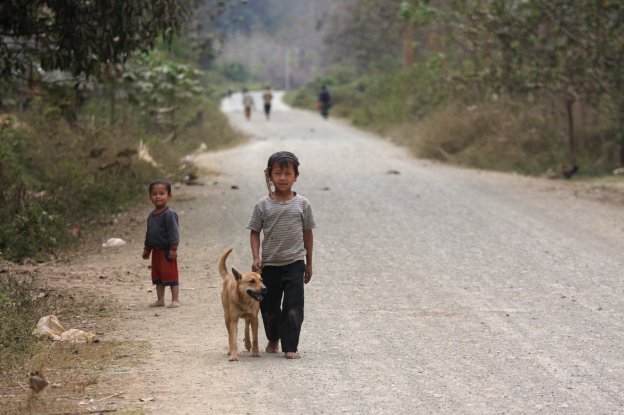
top-left (265, 341), bottom-right (279, 353)
top-left (149, 300), bottom-right (165, 307)
top-left (285, 352), bottom-right (301, 359)
top-left (167, 301), bottom-right (180, 308)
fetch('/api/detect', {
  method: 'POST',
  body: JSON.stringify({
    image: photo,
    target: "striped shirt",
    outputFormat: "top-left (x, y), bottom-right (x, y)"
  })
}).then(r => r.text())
top-left (247, 193), bottom-right (316, 266)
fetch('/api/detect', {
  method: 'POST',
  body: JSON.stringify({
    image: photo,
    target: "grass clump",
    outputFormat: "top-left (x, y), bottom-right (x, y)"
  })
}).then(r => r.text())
top-left (402, 102), bottom-right (561, 174)
top-left (390, 99), bottom-right (621, 176)
top-left (0, 275), bottom-right (45, 373)
top-left (0, 270), bottom-right (148, 414)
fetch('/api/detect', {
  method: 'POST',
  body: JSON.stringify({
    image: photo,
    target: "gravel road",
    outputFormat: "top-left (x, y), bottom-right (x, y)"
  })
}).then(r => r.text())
top-left (107, 91), bottom-right (624, 414)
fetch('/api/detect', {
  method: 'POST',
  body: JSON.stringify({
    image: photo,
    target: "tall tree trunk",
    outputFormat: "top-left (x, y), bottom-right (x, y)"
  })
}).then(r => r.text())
top-left (110, 83), bottom-right (116, 126)
top-left (620, 103), bottom-right (624, 167)
top-left (403, 22), bottom-right (414, 68)
top-left (565, 94), bottom-right (576, 164)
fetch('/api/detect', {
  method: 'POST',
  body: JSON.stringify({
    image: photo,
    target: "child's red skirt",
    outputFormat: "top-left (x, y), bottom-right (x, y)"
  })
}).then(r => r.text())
top-left (151, 248), bottom-right (179, 286)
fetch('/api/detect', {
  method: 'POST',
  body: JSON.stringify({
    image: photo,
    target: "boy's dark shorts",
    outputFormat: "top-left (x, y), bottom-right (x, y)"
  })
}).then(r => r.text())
top-left (151, 248), bottom-right (179, 286)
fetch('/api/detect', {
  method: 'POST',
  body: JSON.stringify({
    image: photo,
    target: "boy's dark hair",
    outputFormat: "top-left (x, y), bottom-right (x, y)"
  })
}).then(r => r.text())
top-left (149, 179), bottom-right (172, 194)
top-left (266, 151), bottom-right (299, 176)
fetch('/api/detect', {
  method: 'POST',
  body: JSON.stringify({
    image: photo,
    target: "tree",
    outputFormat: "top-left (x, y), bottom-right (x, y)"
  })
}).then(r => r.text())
top-left (0, 0), bottom-right (188, 80)
top-left (398, 1), bottom-right (443, 68)
top-left (587, 1), bottom-right (624, 166)
top-left (324, 0), bottom-right (404, 73)
top-left (529, 0), bottom-right (601, 167)
top-left (447, 0), bottom-right (611, 168)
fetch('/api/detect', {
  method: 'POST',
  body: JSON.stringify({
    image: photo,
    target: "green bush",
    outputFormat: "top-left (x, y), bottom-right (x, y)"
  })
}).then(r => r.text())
top-left (0, 276), bottom-right (45, 372)
top-left (0, 205), bottom-right (67, 260)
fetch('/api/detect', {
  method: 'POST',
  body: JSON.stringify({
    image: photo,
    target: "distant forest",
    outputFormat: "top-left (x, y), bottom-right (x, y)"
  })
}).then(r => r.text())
top-left (204, 0), bottom-right (332, 88)
top-left (205, 0), bottom-right (405, 89)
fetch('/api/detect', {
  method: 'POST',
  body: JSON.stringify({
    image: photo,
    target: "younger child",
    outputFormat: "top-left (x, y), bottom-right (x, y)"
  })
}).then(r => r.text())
top-left (143, 179), bottom-right (180, 308)
top-left (247, 151), bottom-right (316, 359)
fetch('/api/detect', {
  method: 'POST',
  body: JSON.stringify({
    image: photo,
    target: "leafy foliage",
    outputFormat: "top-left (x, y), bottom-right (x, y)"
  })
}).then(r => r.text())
top-left (324, 0), bottom-right (404, 73)
top-left (408, 1), bottom-right (624, 163)
top-left (0, 0), bottom-right (188, 79)
top-left (0, 276), bottom-right (43, 371)
top-left (123, 52), bottom-right (205, 109)
top-left (319, 0), bottom-right (624, 169)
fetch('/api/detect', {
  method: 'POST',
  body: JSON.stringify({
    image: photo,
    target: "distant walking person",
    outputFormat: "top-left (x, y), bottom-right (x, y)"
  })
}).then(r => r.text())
top-left (242, 87), bottom-right (255, 120)
top-left (317, 85), bottom-right (332, 119)
top-left (262, 86), bottom-right (273, 120)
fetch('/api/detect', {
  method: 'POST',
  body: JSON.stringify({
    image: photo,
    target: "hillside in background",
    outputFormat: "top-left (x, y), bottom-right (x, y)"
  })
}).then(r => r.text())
top-left (207, 0), bottom-right (337, 88)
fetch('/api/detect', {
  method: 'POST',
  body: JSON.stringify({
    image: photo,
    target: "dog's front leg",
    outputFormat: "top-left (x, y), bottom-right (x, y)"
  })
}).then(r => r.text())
top-left (250, 317), bottom-right (260, 357)
top-left (228, 319), bottom-right (239, 361)
top-left (244, 319), bottom-right (252, 352)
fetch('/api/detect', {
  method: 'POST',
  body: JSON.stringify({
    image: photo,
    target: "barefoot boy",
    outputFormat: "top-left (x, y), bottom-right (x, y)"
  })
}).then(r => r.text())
top-left (248, 151), bottom-right (315, 359)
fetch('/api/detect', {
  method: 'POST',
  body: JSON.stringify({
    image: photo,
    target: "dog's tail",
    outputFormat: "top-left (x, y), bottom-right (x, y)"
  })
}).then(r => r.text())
top-left (218, 248), bottom-right (233, 279)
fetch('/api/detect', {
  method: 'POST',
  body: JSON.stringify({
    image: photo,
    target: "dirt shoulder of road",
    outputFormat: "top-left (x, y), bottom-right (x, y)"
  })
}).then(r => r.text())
top-left (566, 176), bottom-right (624, 206)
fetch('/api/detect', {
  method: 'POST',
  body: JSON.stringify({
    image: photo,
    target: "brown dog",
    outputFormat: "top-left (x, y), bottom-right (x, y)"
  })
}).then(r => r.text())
top-left (219, 248), bottom-right (267, 361)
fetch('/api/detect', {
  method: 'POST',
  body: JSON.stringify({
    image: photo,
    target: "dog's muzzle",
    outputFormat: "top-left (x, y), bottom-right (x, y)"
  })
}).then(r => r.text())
top-left (247, 287), bottom-right (268, 301)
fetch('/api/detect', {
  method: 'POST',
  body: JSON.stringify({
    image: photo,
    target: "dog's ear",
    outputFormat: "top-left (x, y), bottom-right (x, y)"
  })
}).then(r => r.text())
top-left (232, 268), bottom-right (242, 281)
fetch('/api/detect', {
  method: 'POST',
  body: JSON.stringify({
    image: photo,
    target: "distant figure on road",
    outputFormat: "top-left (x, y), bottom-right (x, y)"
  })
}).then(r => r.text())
top-left (262, 86), bottom-right (273, 120)
top-left (242, 87), bottom-right (255, 120)
top-left (317, 85), bottom-right (332, 119)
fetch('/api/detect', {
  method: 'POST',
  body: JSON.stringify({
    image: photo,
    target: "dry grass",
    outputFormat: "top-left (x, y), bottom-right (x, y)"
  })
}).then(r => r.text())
top-left (386, 101), bottom-right (619, 176)
top-left (396, 103), bottom-right (555, 173)
top-left (1, 340), bottom-right (147, 414)
top-left (0, 267), bottom-right (148, 415)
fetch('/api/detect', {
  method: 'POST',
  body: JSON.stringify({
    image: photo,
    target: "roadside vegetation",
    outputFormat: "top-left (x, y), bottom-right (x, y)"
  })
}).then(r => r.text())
top-left (0, 1), bottom-right (247, 411)
top-left (0, 48), bottom-right (242, 263)
top-left (289, 65), bottom-right (619, 177)
top-left (287, 1), bottom-right (624, 178)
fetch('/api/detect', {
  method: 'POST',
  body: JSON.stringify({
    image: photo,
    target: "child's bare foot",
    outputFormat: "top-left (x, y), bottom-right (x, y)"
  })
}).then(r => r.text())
top-left (149, 300), bottom-right (165, 307)
top-left (265, 341), bottom-right (279, 353)
top-left (285, 352), bottom-right (301, 359)
top-left (167, 301), bottom-right (180, 308)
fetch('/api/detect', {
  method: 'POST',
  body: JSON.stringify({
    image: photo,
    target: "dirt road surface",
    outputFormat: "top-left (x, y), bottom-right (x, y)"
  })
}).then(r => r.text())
top-left (68, 91), bottom-right (624, 414)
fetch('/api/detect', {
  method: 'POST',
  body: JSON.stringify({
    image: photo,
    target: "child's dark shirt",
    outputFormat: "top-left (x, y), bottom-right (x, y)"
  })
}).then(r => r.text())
top-left (144, 207), bottom-right (179, 249)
